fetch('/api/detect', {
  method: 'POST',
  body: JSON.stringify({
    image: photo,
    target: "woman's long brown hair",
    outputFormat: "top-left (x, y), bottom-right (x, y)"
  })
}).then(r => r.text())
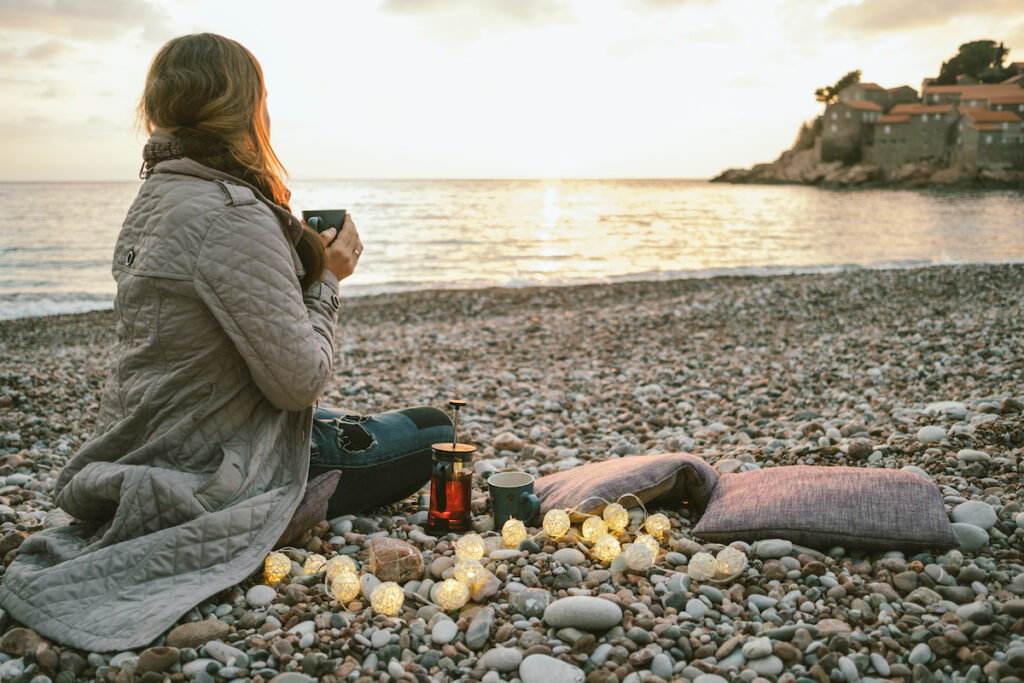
top-left (138, 33), bottom-right (325, 289)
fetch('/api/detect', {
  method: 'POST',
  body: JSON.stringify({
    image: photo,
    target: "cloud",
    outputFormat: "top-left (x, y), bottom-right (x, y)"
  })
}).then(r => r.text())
top-left (25, 39), bottom-right (72, 61)
top-left (382, 0), bottom-right (575, 26)
top-left (824, 0), bottom-right (1022, 33)
top-left (0, 0), bottom-right (172, 41)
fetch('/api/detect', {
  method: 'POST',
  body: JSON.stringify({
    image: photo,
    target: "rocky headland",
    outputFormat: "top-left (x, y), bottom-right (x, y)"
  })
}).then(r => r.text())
top-left (712, 129), bottom-right (1024, 190)
top-left (0, 264), bottom-right (1022, 683)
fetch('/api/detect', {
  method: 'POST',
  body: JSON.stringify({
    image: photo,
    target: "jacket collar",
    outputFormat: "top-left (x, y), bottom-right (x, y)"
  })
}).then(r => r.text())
top-left (150, 158), bottom-right (303, 245)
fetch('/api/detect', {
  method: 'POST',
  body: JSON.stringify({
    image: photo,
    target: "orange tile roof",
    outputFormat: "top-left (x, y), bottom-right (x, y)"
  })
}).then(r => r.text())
top-left (990, 94), bottom-right (1024, 104)
top-left (1002, 74), bottom-right (1024, 85)
top-left (890, 103), bottom-right (954, 115)
top-left (958, 108), bottom-right (1022, 122)
top-left (877, 114), bottom-right (910, 123)
top-left (839, 100), bottom-right (884, 111)
top-left (970, 123), bottom-right (1002, 131)
top-left (860, 82), bottom-right (884, 90)
top-left (923, 84), bottom-right (1023, 100)
top-left (886, 85), bottom-right (915, 93)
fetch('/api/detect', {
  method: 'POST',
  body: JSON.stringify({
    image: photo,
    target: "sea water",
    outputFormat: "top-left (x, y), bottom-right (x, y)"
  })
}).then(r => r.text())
top-left (1, 178), bottom-right (1022, 320)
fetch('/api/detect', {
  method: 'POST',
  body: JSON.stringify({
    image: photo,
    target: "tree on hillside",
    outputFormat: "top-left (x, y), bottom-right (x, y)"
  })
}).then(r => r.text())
top-left (814, 70), bottom-right (861, 105)
top-left (936, 40), bottom-right (1011, 84)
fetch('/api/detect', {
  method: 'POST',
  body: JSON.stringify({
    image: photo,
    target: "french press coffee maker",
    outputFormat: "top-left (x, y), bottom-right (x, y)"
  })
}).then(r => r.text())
top-left (427, 400), bottom-right (476, 534)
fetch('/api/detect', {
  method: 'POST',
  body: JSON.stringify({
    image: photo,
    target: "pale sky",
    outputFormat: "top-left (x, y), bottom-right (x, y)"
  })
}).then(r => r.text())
top-left (1, 0), bottom-right (1021, 180)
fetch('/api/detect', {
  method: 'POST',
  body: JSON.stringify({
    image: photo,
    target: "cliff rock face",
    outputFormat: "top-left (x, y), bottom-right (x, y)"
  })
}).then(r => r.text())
top-left (713, 130), bottom-right (1024, 189)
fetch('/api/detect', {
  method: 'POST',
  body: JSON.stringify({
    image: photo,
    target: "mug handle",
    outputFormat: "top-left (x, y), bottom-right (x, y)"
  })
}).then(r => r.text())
top-left (519, 492), bottom-right (541, 525)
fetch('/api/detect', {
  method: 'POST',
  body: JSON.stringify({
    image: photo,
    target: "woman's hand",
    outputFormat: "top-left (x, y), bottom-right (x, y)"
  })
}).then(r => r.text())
top-left (320, 213), bottom-right (363, 282)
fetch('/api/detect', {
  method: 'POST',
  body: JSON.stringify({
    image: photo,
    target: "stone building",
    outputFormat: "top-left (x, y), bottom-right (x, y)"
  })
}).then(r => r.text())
top-left (822, 74), bottom-right (1024, 175)
top-left (820, 100), bottom-right (883, 162)
top-left (953, 108), bottom-right (1024, 171)
top-left (865, 104), bottom-right (957, 170)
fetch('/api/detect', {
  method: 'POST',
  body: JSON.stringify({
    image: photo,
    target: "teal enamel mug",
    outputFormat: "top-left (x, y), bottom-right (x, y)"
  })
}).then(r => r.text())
top-left (487, 471), bottom-right (540, 528)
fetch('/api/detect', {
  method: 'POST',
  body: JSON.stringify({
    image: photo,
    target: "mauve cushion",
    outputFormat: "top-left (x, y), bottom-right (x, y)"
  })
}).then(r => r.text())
top-left (535, 453), bottom-right (719, 519)
top-left (276, 469), bottom-right (342, 548)
top-left (692, 465), bottom-right (957, 551)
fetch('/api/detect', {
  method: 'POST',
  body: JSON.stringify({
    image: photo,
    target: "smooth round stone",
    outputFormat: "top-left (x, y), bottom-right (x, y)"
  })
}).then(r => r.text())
top-left (907, 643), bottom-right (933, 665)
top-left (746, 655), bottom-right (783, 676)
top-left (838, 655), bottom-right (859, 683)
top-left (956, 602), bottom-right (994, 624)
top-left (684, 599), bottom-right (708, 620)
top-left (543, 596), bottom-right (623, 631)
top-left (552, 548), bottom-right (587, 566)
top-left (245, 585), bottom-right (276, 608)
top-left (371, 630), bottom-right (391, 648)
top-left (480, 647), bottom-right (523, 673)
top-left (870, 652), bottom-right (890, 676)
top-left (204, 641), bottom-right (243, 665)
top-left (489, 549), bottom-right (519, 561)
top-left (754, 539), bottom-right (792, 559)
top-left (693, 676), bottom-right (729, 683)
top-left (951, 523), bottom-right (989, 553)
top-left (951, 501), bottom-right (997, 530)
top-left (519, 653), bottom-right (584, 683)
top-left (956, 449), bottom-right (991, 463)
top-left (512, 588), bottom-right (553, 619)
top-left (741, 636), bottom-right (772, 660)
top-left (270, 674), bottom-right (316, 683)
top-left (916, 426), bottom-right (946, 443)
top-left (650, 653), bottom-right (673, 679)
top-left (431, 619), bottom-right (458, 644)
top-left (298, 633), bottom-right (315, 649)
top-left (387, 661), bottom-right (405, 679)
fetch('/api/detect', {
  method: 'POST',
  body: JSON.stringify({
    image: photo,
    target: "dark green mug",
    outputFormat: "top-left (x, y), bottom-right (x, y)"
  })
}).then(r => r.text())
top-left (487, 471), bottom-right (540, 528)
top-left (301, 209), bottom-right (347, 235)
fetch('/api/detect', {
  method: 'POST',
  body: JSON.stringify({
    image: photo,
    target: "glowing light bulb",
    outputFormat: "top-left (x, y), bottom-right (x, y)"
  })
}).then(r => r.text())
top-left (453, 558), bottom-right (486, 586)
top-left (370, 581), bottom-right (404, 616)
top-left (303, 553), bottom-right (326, 575)
top-left (543, 509), bottom-right (571, 538)
top-left (602, 503), bottom-right (629, 531)
top-left (330, 569), bottom-right (360, 603)
top-left (502, 518), bottom-right (527, 548)
top-left (435, 578), bottom-right (470, 611)
top-left (324, 556), bottom-right (358, 584)
top-left (688, 552), bottom-right (717, 582)
top-left (624, 543), bottom-right (656, 571)
top-left (592, 534), bottom-right (621, 562)
top-left (263, 552), bottom-right (290, 583)
top-left (634, 534), bottom-right (660, 557)
top-left (581, 516), bottom-right (608, 543)
top-left (644, 513), bottom-right (671, 539)
top-left (455, 533), bottom-right (485, 561)
top-left (715, 547), bottom-right (748, 580)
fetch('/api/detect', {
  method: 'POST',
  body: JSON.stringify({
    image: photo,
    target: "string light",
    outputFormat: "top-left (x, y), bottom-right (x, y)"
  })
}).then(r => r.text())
top-left (455, 533), bottom-right (485, 561)
top-left (303, 553), bottom-right (326, 575)
top-left (634, 534), bottom-right (660, 556)
top-left (581, 516), bottom-right (608, 543)
top-left (453, 558), bottom-right (486, 586)
top-left (501, 518), bottom-right (527, 548)
top-left (602, 502), bottom-right (629, 531)
top-left (592, 534), bottom-right (621, 562)
top-left (324, 556), bottom-right (358, 584)
top-left (687, 552), bottom-right (718, 582)
top-left (370, 581), bottom-right (404, 616)
top-left (264, 552), bottom-right (290, 583)
top-left (644, 513), bottom-right (671, 540)
top-left (624, 543), bottom-right (656, 571)
top-left (543, 509), bottom-right (571, 538)
top-left (435, 578), bottom-right (470, 611)
top-left (330, 570), bottom-right (360, 603)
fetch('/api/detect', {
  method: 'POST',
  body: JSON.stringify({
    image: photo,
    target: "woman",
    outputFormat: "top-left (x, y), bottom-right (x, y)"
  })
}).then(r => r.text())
top-left (0, 33), bottom-right (450, 651)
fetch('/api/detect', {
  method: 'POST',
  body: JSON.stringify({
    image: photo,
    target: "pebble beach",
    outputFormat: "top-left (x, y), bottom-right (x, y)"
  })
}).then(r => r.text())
top-left (0, 263), bottom-right (1022, 683)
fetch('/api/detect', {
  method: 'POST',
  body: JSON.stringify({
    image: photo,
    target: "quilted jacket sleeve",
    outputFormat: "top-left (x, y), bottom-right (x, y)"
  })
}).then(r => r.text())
top-left (194, 206), bottom-right (341, 412)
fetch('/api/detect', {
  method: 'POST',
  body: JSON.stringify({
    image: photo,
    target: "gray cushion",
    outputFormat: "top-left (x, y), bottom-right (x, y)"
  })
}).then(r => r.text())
top-left (535, 453), bottom-right (719, 519)
top-left (692, 465), bottom-right (957, 551)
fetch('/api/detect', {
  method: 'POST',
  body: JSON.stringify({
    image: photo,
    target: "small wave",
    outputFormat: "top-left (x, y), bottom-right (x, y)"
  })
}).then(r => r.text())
top-left (0, 293), bottom-right (114, 321)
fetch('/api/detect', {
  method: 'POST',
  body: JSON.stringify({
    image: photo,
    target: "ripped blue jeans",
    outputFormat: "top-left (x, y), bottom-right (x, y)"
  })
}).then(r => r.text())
top-left (310, 406), bottom-right (453, 517)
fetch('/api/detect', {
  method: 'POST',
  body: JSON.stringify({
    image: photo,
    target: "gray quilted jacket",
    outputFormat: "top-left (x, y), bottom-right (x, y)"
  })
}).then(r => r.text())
top-left (0, 158), bottom-right (340, 650)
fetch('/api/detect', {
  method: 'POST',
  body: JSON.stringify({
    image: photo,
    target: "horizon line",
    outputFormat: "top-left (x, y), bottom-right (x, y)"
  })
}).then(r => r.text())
top-left (0, 176), bottom-right (716, 184)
